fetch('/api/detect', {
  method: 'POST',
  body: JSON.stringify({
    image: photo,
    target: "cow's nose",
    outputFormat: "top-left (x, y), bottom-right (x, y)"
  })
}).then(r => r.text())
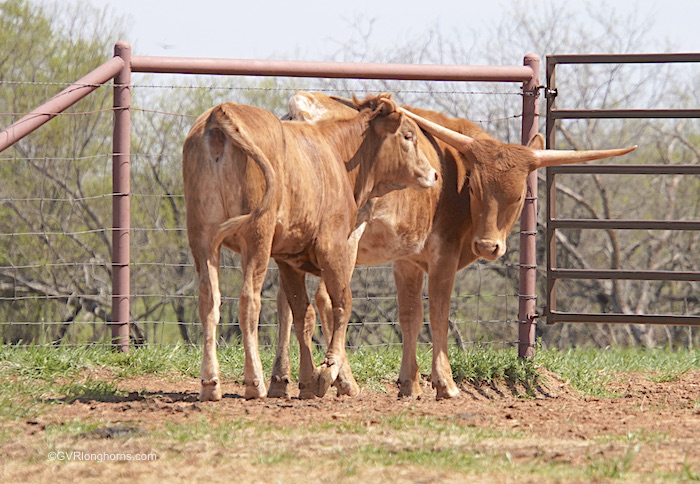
top-left (473, 239), bottom-right (502, 260)
top-left (418, 168), bottom-right (438, 188)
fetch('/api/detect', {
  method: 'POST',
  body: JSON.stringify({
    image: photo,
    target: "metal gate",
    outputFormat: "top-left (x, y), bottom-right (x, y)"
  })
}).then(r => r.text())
top-left (545, 53), bottom-right (700, 327)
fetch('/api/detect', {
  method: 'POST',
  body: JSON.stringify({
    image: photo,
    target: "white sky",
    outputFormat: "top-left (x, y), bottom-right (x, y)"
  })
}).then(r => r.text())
top-left (85, 0), bottom-right (699, 60)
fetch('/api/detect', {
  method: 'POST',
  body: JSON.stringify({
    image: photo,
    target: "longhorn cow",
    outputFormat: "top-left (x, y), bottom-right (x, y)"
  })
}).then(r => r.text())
top-left (270, 92), bottom-right (636, 400)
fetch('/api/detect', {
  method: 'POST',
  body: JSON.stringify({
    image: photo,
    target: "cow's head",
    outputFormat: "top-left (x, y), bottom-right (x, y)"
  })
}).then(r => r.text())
top-left (290, 92), bottom-right (438, 196)
top-left (351, 94), bottom-right (438, 196)
top-left (400, 108), bottom-right (637, 260)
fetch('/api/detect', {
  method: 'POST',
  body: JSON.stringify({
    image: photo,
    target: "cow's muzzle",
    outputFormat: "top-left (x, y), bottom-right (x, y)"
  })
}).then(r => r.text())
top-left (417, 167), bottom-right (438, 189)
top-left (473, 238), bottom-right (505, 261)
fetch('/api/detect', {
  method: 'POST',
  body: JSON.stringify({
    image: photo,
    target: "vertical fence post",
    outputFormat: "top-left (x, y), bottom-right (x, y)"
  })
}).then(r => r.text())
top-left (112, 41), bottom-right (131, 351)
top-left (518, 53), bottom-right (540, 358)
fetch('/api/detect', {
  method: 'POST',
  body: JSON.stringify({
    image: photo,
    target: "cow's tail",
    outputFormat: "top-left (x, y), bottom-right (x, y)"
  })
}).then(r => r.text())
top-left (205, 104), bottom-right (277, 248)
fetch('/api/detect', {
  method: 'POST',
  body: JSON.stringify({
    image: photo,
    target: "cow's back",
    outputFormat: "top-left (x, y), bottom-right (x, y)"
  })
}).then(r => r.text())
top-left (183, 103), bottom-right (285, 247)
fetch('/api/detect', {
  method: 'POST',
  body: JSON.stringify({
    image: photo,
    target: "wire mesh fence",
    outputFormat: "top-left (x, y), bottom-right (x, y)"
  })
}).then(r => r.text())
top-left (1, 77), bottom-right (527, 349)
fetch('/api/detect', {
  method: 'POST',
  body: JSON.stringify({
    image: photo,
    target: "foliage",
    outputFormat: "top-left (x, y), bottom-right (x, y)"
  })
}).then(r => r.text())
top-left (0, 0), bottom-right (127, 343)
top-left (0, 0), bottom-right (698, 349)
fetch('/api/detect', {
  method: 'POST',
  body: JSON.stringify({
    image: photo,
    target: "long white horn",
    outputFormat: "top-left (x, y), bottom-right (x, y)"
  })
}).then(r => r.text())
top-left (399, 108), bottom-right (474, 152)
top-left (533, 145), bottom-right (637, 168)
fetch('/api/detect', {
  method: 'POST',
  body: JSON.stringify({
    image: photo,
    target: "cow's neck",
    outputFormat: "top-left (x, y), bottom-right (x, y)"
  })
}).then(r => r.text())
top-left (348, 138), bottom-right (383, 209)
top-left (324, 112), bottom-right (381, 209)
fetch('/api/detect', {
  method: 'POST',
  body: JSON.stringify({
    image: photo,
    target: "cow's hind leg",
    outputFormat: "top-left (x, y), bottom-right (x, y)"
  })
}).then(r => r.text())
top-left (393, 260), bottom-right (425, 398)
top-left (239, 243), bottom-right (273, 399)
top-left (194, 244), bottom-right (223, 402)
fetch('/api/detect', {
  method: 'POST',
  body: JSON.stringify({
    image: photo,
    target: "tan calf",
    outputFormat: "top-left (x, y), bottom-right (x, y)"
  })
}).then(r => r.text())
top-left (183, 94), bottom-right (437, 401)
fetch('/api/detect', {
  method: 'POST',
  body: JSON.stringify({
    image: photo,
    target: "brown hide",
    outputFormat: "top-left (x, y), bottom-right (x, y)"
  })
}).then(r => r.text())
top-left (183, 94), bottom-right (437, 401)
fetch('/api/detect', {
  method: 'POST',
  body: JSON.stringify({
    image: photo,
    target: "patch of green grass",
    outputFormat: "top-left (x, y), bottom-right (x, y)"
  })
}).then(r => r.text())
top-left (647, 367), bottom-right (691, 383)
top-left (346, 346), bottom-right (403, 389)
top-left (585, 443), bottom-right (640, 479)
top-left (45, 418), bottom-right (104, 438)
top-left (0, 345), bottom-right (98, 381)
top-left (450, 345), bottom-right (540, 394)
top-left (255, 451), bottom-right (298, 466)
top-left (59, 380), bottom-right (125, 403)
top-left (1, 343), bottom-right (698, 409)
top-left (536, 345), bottom-right (700, 396)
top-left (0, 384), bottom-right (49, 420)
top-left (355, 445), bottom-right (484, 470)
top-left (345, 344), bottom-right (541, 395)
top-left (160, 417), bottom-right (257, 445)
top-left (335, 444), bottom-right (536, 478)
top-left (596, 429), bottom-right (670, 446)
top-left (678, 461), bottom-right (700, 481)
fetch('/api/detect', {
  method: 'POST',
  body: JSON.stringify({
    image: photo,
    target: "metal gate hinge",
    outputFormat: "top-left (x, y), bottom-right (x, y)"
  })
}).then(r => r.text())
top-left (522, 85), bottom-right (551, 98)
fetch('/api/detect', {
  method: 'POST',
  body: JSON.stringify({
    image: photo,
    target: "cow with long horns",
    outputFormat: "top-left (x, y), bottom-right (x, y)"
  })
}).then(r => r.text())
top-left (270, 92), bottom-right (636, 400)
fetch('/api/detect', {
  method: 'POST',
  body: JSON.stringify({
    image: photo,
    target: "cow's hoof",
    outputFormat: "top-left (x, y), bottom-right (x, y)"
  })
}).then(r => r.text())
top-left (298, 381), bottom-right (317, 400)
top-left (397, 379), bottom-right (422, 399)
top-left (199, 378), bottom-right (222, 402)
top-left (244, 379), bottom-right (267, 400)
top-left (433, 380), bottom-right (461, 400)
top-left (336, 378), bottom-right (360, 397)
top-left (316, 365), bottom-right (337, 398)
top-left (268, 375), bottom-right (290, 399)
top-left (333, 364), bottom-right (359, 397)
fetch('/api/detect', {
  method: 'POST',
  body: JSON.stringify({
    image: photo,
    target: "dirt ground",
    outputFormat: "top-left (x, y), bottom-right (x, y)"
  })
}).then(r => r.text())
top-left (3, 369), bottom-right (700, 482)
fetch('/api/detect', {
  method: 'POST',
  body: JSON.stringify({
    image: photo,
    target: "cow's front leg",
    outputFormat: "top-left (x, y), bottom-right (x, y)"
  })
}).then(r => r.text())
top-left (427, 259), bottom-right (461, 400)
top-left (317, 281), bottom-right (351, 398)
top-left (317, 222), bottom-right (366, 397)
top-left (393, 260), bottom-right (425, 398)
top-left (315, 281), bottom-right (359, 397)
top-left (278, 263), bottom-right (320, 399)
top-left (268, 282), bottom-right (293, 398)
top-left (296, 302), bottom-right (321, 400)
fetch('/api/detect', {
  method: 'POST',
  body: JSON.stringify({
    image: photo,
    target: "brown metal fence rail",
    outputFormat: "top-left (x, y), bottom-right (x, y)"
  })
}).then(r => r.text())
top-left (0, 41), bottom-right (541, 354)
top-left (545, 53), bottom-right (700, 327)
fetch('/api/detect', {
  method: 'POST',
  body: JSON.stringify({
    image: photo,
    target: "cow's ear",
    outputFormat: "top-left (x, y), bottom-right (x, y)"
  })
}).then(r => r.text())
top-left (370, 97), bottom-right (402, 135)
top-left (330, 95), bottom-right (360, 111)
top-left (527, 133), bottom-right (545, 150)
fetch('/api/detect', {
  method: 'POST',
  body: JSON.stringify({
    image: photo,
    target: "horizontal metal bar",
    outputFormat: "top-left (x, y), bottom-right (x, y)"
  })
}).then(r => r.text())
top-left (130, 55), bottom-right (535, 82)
top-left (0, 56), bottom-right (125, 153)
top-left (547, 311), bottom-right (700, 326)
top-left (550, 109), bottom-right (700, 119)
top-left (550, 219), bottom-right (700, 230)
top-left (548, 53), bottom-right (700, 64)
top-left (548, 164), bottom-right (700, 175)
top-left (550, 269), bottom-right (700, 282)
